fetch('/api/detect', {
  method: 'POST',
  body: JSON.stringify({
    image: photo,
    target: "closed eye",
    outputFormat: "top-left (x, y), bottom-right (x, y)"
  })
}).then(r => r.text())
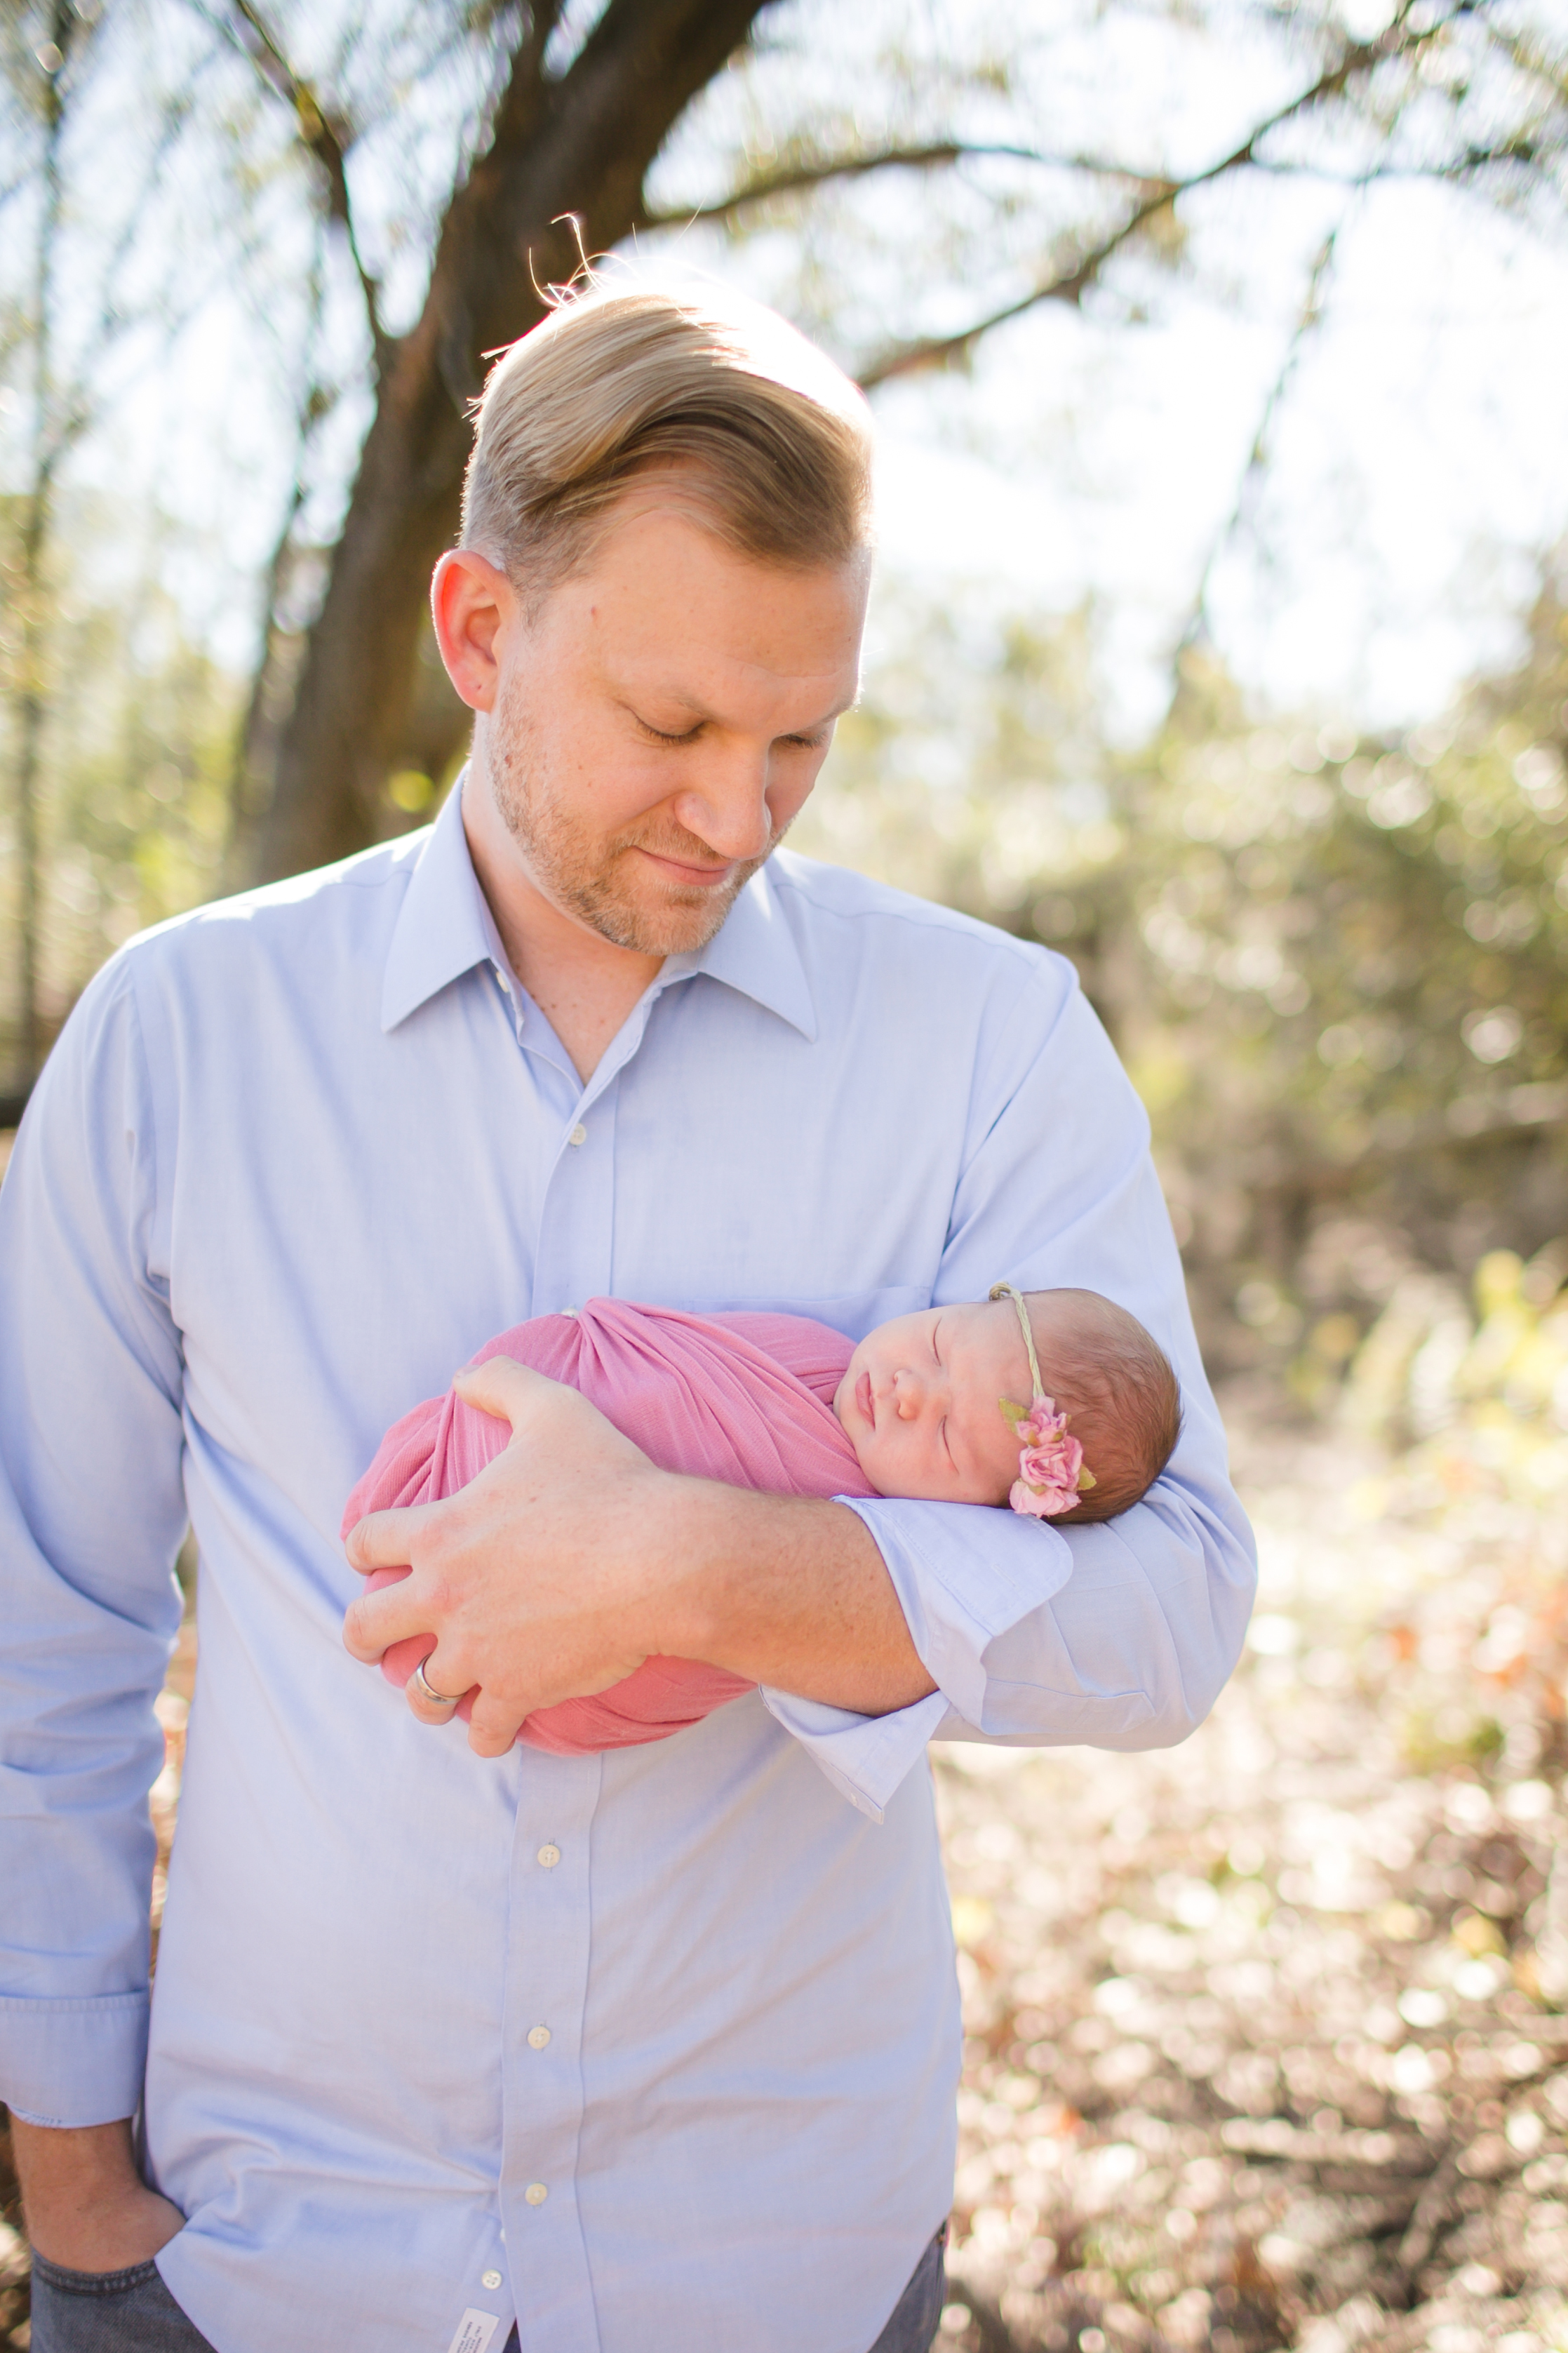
top-left (934, 1321), bottom-right (958, 1468)
top-left (635, 713), bottom-right (703, 745)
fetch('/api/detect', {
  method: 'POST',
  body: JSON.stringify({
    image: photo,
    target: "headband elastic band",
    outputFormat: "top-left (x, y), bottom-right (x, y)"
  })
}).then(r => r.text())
top-left (989, 1281), bottom-right (1095, 1519)
top-left (990, 1280), bottom-right (1046, 1404)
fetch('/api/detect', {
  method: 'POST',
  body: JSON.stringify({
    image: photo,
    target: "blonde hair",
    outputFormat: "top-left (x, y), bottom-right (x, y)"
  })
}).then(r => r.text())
top-left (461, 276), bottom-right (875, 593)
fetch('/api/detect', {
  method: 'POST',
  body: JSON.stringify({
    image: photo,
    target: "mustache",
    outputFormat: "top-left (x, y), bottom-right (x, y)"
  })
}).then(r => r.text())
top-left (614, 817), bottom-right (783, 872)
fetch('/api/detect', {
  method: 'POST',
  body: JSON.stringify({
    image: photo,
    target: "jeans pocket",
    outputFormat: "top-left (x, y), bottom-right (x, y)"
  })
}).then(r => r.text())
top-left (29, 2249), bottom-right (161, 2296)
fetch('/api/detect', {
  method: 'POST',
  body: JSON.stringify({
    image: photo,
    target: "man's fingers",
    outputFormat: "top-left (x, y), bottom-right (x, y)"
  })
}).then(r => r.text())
top-left (343, 1558), bottom-right (448, 1662)
top-left (343, 1501), bottom-right (441, 1575)
top-left (466, 1688), bottom-right (528, 1759)
top-left (405, 1645), bottom-right (473, 1725)
top-left (452, 1354), bottom-right (555, 1432)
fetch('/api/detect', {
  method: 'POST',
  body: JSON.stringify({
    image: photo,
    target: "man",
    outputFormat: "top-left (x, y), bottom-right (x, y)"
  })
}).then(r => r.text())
top-left (0, 280), bottom-right (1255, 2353)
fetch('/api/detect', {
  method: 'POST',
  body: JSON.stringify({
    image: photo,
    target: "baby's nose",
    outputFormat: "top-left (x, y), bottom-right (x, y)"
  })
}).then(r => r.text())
top-left (894, 1368), bottom-right (933, 1418)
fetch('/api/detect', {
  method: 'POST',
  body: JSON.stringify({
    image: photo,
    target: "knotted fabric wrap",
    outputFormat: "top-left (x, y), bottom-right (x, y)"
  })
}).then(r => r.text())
top-left (342, 1298), bottom-right (874, 1754)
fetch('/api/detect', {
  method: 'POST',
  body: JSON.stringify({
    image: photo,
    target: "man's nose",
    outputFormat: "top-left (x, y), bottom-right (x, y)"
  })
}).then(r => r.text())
top-left (672, 747), bottom-right (775, 862)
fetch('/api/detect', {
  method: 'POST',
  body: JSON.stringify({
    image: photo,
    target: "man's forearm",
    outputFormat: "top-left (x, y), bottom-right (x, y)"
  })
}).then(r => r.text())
top-left (653, 1483), bottom-right (937, 1717)
top-left (11, 2116), bottom-right (185, 2270)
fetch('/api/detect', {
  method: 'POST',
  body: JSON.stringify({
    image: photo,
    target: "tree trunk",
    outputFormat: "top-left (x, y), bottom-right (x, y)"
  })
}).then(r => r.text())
top-left (253, 0), bottom-right (767, 884)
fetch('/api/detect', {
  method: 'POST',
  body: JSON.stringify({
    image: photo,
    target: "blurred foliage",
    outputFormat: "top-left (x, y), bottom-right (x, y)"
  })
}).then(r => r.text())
top-left (808, 574), bottom-right (1568, 1154)
top-left (1118, 610), bottom-right (1568, 1185)
top-left (1342, 1244), bottom-right (1568, 1507)
top-left (0, 491), bottom-right (236, 1065)
top-left (798, 566), bottom-right (1568, 1359)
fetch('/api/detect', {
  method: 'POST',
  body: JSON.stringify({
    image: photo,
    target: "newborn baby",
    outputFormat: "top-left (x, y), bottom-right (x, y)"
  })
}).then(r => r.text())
top-left (344, 1284), bottom-right (1179, 1752)
top-left (836, 1281), bottom-right (1179, 1520)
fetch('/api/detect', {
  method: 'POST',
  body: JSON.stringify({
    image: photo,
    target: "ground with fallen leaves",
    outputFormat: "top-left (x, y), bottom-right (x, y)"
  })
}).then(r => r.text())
top-left (2, 1255), bottom-right (1566, 2353)
top-left (935, 1288), bottom-right (1568, 2353)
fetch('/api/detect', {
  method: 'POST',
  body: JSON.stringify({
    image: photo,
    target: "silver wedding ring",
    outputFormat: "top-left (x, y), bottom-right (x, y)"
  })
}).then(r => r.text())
top-left (412, 1658), bottom-right (461, 1709)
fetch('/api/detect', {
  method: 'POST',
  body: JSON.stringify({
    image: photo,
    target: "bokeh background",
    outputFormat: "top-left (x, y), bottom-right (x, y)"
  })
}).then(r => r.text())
top-left (4, 3), bottom-right (1568, 2348)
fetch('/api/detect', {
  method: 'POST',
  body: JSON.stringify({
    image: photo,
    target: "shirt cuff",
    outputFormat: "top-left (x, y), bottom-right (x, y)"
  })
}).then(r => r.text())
top-left (0, 1992), bottom-right (150, 2127)
top-left (758, 1493), bottom-right (1074, 1819)
top-left (757, 1686), bottom-right (952, 1822)
top-left (836, 1491), bottom-right (1074, 1728)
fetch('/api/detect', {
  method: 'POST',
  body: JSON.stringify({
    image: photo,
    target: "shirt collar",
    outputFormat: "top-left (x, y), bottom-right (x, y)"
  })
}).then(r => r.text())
top-left (380, 774), bottom-right (499, 1034)
top-left (381, 770), bottom-right (817, 1044)
top-left (666, 863), bottom-right (817, 1042)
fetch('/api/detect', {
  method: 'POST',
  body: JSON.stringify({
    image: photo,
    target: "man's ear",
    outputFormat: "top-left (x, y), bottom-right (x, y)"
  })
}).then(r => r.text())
top-left (431, 549), bottom-right (517, 714)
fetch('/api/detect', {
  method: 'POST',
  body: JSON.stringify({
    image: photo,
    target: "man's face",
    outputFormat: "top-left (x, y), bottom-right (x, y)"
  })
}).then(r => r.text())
top-left (482, 483), bottom-right (870, 958)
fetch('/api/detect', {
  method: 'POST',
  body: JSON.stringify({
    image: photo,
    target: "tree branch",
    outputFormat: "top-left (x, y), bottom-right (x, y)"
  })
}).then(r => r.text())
top-left (1195, 135), bottom-right (1557, 185)
top-left (855, 28), bottom-right (1407, 390)
top-left (207, 0), bottom-right (393, 375)
top-left (636, 140), bottom-right (1170, 231)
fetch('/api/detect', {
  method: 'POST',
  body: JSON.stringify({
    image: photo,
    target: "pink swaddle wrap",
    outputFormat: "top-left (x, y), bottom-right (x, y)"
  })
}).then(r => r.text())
top-left (341, 1297), bottom-right (876, 1755)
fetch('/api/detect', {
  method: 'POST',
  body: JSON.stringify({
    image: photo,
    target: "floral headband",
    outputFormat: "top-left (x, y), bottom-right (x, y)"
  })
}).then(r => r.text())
top-left (991, 1281), bottom-right (1097, 1520)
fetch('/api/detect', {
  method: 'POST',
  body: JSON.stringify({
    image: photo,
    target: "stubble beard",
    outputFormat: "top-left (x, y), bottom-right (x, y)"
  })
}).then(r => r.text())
top-left (488, 693), bottom-right (782, 958)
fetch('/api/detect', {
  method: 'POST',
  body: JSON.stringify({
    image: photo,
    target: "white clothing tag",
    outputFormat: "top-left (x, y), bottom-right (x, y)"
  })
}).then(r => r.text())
top-left (446, 2312), bottom-right (500, 2353)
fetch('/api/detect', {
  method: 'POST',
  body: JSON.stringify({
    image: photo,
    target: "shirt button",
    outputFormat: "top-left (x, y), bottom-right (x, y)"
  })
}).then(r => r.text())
top-left (568, 1124), bottom-right (587, 1147)
top-left (527, 2025), bottom-right (551, 2050)
top-left (481, 2270), bottom-right (502, 2291)
top-left (537, 1843), bottom-right (561, 1868)
top-left (525, 2182), bottom-right (549, 2206)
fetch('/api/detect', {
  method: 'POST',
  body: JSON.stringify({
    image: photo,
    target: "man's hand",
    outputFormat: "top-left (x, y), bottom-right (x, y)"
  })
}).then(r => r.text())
top-left (12, 2117), bottom-right (184, 2272)
top-left (344, 1359), bottom-right (671, 1755)
top-left (342, 1356), bottom-right (935, 1756)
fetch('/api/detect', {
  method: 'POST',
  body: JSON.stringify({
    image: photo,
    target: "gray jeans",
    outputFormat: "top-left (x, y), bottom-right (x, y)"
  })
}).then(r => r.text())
top-left (866, 2225), bottom-right (947, 2353)
top-left (30, 2222), bottom-right (945, 2352)
top-left (27, 2251), bottom-right (216, 2352)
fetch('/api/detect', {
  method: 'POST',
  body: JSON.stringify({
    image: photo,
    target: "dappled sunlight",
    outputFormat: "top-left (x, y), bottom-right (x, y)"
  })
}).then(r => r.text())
top-left (935, 1250), bottom-right (1568, 2352)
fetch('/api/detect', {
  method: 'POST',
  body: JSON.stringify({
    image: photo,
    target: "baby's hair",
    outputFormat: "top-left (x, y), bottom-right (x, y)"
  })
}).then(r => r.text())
top-left (1018, 1288), bottom-right (1181, 1521)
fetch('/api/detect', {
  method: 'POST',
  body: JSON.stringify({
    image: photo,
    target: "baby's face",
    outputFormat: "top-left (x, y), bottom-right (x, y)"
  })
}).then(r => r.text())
top-left (833, 1299), bottom-right (1033, 1505)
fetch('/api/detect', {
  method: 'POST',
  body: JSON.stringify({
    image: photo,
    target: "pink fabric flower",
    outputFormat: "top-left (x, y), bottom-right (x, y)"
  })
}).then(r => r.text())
top-left (1006, 1398), bottom-right (1092, 1519)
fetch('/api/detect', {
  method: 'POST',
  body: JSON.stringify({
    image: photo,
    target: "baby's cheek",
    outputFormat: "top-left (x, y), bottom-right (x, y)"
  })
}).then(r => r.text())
top-left (849, 1426), bottom-right (894, 1497)
top-left (858, 1428), bottom-right (963, 1505)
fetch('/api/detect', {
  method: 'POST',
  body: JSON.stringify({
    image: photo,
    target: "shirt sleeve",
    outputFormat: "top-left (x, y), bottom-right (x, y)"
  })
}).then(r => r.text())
top-left (0, 958), bottom-right (187, 2125)
top-left (761, 960), bottom-right (1257, 1822)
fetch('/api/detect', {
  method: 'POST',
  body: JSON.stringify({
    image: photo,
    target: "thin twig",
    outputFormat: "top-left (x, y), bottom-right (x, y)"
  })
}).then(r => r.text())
top-left (636, 140), bottom-right (1170, 232)
top-left (854, 27), bottom-right (1409, 391)
top-left (195, 0), bottom-right (393, 375)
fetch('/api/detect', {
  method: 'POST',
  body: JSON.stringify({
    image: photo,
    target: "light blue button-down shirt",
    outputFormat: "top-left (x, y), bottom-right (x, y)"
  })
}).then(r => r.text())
top-left (0, 778), bottom-right (1254, 2353)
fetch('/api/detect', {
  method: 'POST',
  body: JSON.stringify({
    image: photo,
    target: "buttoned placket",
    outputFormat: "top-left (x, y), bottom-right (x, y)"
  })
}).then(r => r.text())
top-left (485, 959), bottom-right (698, 2352)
